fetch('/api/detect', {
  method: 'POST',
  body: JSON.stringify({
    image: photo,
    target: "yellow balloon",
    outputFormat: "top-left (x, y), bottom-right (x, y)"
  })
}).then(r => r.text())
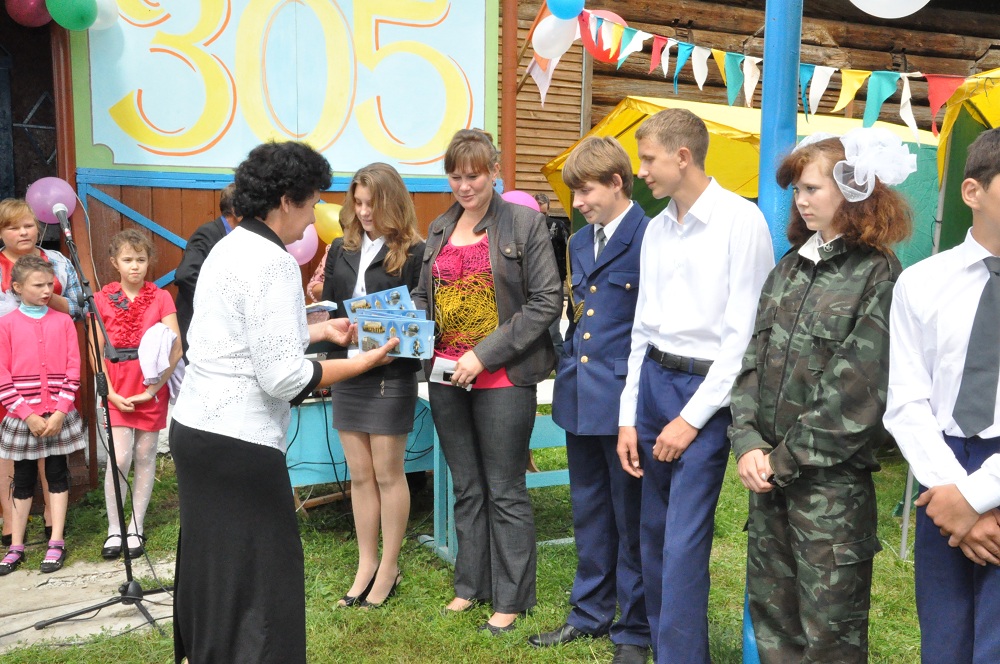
top-left (315, 203), bottom-right (344, 244)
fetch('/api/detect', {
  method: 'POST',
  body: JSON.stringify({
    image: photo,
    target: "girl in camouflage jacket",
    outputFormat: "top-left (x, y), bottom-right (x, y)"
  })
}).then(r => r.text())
top-left (729, 129), bottom-right (915, 663)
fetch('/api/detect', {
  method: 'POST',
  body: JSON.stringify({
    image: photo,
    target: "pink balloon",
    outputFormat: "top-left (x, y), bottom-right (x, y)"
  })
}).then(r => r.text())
top-left (25, 177), bottom-right (77, 224)
top-left (285, 224), bottom-right (319, 266)
top-left (5, 0), bottom-right (52, 27)
top-left (501, 190), bottom-right (541, 212)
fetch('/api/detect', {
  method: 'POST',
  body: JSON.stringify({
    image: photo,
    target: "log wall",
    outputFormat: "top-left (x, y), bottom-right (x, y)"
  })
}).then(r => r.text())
top-left (586, 0), bottom-right (1000, 131)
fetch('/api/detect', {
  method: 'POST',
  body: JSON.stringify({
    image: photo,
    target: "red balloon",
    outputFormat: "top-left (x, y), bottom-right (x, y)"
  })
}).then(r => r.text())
top-left (578, 9), bottom-right (628, 64)
top-left (5, 0), bottom-right (52, 28)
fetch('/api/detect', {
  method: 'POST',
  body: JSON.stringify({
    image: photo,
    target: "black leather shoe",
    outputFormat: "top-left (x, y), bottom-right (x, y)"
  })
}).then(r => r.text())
top-left (101, 534), bottom-right (122, 560)
top-left (612, 644), bottom-right (650, 664)
top-left (126, 533), bottom-right (146, 559)
top-left (527, 623), bottom-right (591, 647)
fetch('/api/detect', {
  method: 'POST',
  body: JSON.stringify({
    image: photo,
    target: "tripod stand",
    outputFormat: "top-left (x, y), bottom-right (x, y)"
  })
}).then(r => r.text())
top-left (33, 219), bottom-right (169, 634)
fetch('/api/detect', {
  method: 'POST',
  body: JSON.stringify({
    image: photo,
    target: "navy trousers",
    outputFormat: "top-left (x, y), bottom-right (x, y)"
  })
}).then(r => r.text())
top-left (636, 358), bottom-right (731, 664)
top-left (565, 432), bottom-right (648, 646)
top-left (916, 433), bottom-right (1000, 664)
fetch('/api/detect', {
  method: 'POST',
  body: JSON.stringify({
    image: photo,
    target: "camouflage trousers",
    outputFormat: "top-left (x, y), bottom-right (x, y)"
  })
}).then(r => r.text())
top-left (746, 468), bottom-right (881, 664)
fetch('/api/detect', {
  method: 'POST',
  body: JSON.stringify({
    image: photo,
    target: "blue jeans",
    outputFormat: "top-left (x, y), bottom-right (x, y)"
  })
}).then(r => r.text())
top-left (428, 382), bottom-right (538, 613)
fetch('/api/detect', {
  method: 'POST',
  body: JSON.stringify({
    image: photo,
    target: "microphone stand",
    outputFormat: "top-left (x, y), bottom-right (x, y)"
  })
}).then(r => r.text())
top-left (33, 210), bottom-right (167, 634)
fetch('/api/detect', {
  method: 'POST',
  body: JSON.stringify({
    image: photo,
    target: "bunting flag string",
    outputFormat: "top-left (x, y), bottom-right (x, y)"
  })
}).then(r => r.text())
top-left (809, 66), bottom-right (837, 116)
top-left (799, 63), bottom-right (816, 118)
top-left (833, 70), bottom-right (872, 113)
top-left (530, 7), bottom-right (1000, 138)
top-left (673, 42), bottom-right (694, 94)
top-left (864, 71), bottom-right (901, 127)
top-left (742, 56), bottom-right (763, 108)
top-left (649, 35), bottom-right (669, 76)
top-left (725, 53), bottom-right (746, 106)
top-left (925, 74), bottom-right (968, 135)
top-left (692, 46), bottom-right (712, 90)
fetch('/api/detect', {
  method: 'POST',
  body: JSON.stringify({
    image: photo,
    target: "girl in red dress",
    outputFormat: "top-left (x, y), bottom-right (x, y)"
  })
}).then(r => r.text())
top-left (94, 230), bottom-right (181, 560)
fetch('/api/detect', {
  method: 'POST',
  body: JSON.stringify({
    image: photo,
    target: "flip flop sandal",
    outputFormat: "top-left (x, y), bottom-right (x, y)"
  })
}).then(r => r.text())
top-left (0, 547), bottom-right (26, 575)
top-left (40, 543), bottom-right (66, 574)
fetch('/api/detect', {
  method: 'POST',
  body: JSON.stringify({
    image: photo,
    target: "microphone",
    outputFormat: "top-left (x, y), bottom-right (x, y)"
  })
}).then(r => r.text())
top-left (52, 203), bottom-right (72, 243)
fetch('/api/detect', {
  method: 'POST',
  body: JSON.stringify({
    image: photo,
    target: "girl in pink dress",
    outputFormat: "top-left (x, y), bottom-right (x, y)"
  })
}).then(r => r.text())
top-left (94, 230), bottom-right (182, 560)
top-left (0, 256), bottom-right (85, 575)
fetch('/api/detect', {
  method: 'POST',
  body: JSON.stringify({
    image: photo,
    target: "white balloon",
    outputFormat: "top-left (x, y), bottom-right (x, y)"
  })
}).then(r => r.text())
top-left (91, 0), bottom-right (120, 30)
top-left (531, 15), bottom-right (578, 60)
top-left (849, 0), bottom-right (931, 19)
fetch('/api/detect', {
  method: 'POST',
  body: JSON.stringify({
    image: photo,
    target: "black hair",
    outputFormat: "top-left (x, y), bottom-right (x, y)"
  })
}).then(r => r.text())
top-left (965, 128), bottom-right (1000, 189)
top-left (233, 141), bottom-right (332, 220)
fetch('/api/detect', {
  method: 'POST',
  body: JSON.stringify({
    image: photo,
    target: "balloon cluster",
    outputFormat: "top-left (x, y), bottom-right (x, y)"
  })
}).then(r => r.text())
top-left (531, 1), bottom-right (628, 64)
top-left (532, 0), bottom-right (586, 60)
top-left (25, 176), bottom-right (76, 225)
top-left (5, 0), bottom-right (117, 30)
top-left (285, 202), bottom-right (344, 266)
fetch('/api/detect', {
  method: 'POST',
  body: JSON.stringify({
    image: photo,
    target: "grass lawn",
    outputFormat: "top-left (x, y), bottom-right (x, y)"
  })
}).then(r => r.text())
top-left (4, 445), bottom-right (920, 663)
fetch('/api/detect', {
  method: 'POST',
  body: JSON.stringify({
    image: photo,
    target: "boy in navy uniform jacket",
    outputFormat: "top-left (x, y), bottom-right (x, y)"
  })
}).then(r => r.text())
top-left (529, 136), bottom-right (651, 664)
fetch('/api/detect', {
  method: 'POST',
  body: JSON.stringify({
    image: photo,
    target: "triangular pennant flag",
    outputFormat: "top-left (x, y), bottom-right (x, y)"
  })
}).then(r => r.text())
top-left (673, 42), bottom-right (694, 93)
top-left (650, 35), bottom-right (668, 75)
top-left (863, 71), bottom-right (900, 127)
top-left (925, 74), bottom-right (968, 135)
top-left (692, 46), bottom-right (712, 90)
top-left (742, 56), bottom-right (762, 108)
top-left (809, 66), bottom-right (836, 115)
top-left (617, 28), bottom-right (649, 69)
top-left (832, 69), bottom-right (872, 113)
top-left (725, 53), bottom-right (745, 106)
top-left (528, 55), bottom-right (561, 106)
top-left (898, 72), bottom-right (923, 143)
top-left (799, 63), bottom-right (816, 118)
top-left (608, 22), bottom-right (625, 59)
top-left (711, 49), bottom-right (728, 85)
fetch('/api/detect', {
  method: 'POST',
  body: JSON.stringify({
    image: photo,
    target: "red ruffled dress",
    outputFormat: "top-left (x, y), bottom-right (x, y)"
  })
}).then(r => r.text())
top-left (95, 282), bottom-right (176, 431)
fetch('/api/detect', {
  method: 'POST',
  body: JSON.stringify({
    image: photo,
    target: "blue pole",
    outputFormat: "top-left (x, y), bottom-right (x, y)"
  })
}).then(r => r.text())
top-left (744, 4), bottom-right (803, 662)
top-left (757, 0), bottom-right (803, 258)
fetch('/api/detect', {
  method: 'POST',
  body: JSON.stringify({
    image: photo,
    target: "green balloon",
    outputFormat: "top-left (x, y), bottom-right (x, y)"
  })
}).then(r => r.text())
top-left (46, 0), bottom-right (98, 31)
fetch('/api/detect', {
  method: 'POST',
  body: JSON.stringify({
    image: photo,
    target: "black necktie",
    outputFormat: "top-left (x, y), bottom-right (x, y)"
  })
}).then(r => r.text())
top-left (595, 226), bottom-right (606, 260)
top-left (953, 256), bottom-right (1000, 437)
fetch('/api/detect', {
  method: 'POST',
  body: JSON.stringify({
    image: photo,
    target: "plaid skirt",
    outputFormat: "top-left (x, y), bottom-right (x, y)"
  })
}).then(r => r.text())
top-left (0, 410), bottom-right (86, 461)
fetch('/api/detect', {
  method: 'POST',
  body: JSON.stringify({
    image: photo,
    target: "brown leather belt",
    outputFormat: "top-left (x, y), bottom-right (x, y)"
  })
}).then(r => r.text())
top-left (646, 345), bottom-right (713, 376)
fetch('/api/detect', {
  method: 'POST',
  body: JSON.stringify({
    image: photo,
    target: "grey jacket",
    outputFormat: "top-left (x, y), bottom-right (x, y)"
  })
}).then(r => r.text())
top-left (412, 192), bottom-right (561, 386)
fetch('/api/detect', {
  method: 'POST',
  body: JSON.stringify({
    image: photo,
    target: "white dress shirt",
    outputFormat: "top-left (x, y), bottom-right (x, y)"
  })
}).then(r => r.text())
top-left (594, 202), bottom-right (631, 259)
top-left (619, 178), bottom-right (774, 428)
top-left (173, 221), bottom-right (317, 451)
top-left (353, 234), bottom-right (386, 298)
top-left (884, 230), bottom-right (1000, 513)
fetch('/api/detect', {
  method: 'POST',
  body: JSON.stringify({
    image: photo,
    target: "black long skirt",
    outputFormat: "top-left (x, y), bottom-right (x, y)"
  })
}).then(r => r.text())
top-left (170, 420), bottom-right (305, 664)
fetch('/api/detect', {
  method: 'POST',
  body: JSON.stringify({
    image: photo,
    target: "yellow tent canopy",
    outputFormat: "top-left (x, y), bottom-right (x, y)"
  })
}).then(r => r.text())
top-left (937, 67), bottom-right (1000, 179)
top-left (542, 96), bottom-right (938, 215)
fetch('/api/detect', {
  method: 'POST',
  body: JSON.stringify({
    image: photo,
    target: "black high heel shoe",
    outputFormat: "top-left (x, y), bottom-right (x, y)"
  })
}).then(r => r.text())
top-left (360, 572), bottom-right (401, 609)
top-left (338, 568), bottom-right (378, 608)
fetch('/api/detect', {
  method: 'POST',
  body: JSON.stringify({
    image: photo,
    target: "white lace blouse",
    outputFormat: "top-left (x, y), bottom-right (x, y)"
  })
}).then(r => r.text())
top-left (172, 219), bottom-right (320, 451)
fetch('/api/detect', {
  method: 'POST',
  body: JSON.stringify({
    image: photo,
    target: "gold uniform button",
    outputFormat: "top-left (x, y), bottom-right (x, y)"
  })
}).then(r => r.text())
top-left (589, 285), bottom-right (597, 293)
top-left (586, 308), bottom-right (594, 317)
top-left (625, 283), bottom-right (632, 290)
top-left (583, 332), bottom-right (591, 340)
top-left (581, 356), bottom-right (589, 363)
top-left (504, 248), bottom-right (511, 254)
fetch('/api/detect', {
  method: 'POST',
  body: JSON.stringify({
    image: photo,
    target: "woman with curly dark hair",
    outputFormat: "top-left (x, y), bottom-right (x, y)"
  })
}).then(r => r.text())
top-left (169, 141), bottom-right (397, 664)
top-left (729, 128), bottom-right (914, 662)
